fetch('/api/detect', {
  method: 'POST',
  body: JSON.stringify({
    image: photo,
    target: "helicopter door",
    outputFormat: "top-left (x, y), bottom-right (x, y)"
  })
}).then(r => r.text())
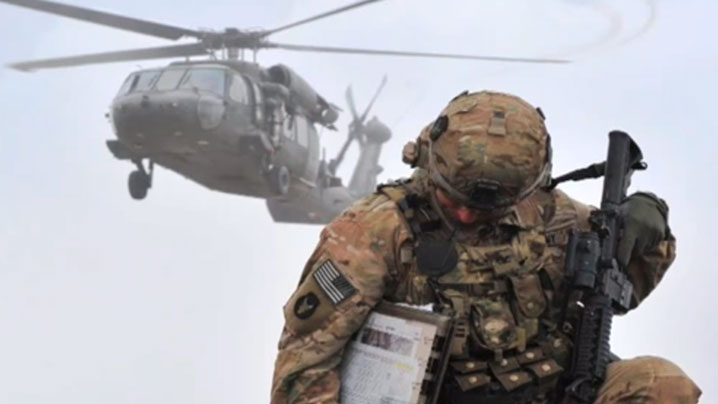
top-left (275, 115), bottom-right (308, 180)
top-left (303, 122), bottom-right (320, 182)
top-left (247, 81), bottom-right (264, 124)
top-left (226, 73), bottom-right (255, 135)
top-left (293, 116), bottom-right (319, 182)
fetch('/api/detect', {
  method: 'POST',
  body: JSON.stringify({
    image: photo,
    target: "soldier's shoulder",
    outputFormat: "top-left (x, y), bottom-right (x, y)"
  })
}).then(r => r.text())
top-left (353, 170), bottom-right (428, 214)
top-left (534, 188), bottom-right (592, 233)
top-left (327, 173), bottom-right (427, 236)
top-left (345, 192), bottom-right (398, 218)
top-left (330, 186), bottom-right (405, 231)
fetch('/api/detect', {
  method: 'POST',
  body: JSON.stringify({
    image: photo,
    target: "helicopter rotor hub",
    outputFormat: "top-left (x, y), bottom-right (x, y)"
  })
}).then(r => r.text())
top-left (196, 29), bottom-right (269, 53)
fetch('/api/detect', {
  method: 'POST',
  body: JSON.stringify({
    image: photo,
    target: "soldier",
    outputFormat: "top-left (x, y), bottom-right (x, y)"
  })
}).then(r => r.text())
top-left (271, 91), bottom-right (701, 403)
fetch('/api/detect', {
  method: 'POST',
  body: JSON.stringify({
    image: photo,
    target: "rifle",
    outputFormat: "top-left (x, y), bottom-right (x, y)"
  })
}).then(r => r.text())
top-left (557, 131), bottom-right (646, 404)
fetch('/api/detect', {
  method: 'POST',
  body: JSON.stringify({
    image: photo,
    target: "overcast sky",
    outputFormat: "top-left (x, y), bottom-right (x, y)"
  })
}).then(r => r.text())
top-left (0, 0), bottom-right (715, 403)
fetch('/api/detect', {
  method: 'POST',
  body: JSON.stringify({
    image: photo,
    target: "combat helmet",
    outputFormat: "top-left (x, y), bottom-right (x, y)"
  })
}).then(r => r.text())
top-left (420, 90), bottom-right (552, 211)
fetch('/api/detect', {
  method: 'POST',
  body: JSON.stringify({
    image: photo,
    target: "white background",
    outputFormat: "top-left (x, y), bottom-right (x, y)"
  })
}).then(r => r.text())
top-left (0, 0), bottom-right (714, 402)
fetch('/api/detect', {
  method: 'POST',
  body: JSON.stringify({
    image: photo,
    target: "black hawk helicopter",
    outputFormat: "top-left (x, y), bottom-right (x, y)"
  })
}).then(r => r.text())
top-left (1, 0), bottom-right (567, 224)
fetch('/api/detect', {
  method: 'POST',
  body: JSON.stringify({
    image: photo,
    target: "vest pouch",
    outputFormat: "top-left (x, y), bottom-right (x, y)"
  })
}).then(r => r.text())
top-left (455, 372), bottom-right (491, 392)
top-left (495, 371), bottom-right (533, 392)
top-left (463, 244), bottom-right (517, 276)
top-left (469, 299), bottom-right (518, 351)
top-left (451, 360), bottom-right (488, 374)
top-left (509, 273), bottom-right (547, 318)
top-left (527, 358), bottom-right (563, 386)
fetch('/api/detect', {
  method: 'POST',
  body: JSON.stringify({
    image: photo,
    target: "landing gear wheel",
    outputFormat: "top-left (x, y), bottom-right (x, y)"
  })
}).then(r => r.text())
top-left (269, 165), bottom-right (291, 195)
top-left (128, 170), bottom-right (150, 200)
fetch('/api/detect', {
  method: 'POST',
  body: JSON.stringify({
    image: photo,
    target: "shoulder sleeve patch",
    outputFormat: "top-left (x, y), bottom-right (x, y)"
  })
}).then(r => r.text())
top-left (313, 260), bottom-right (357, 305)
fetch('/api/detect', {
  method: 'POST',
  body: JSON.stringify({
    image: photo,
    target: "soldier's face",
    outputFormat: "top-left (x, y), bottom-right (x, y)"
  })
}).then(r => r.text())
top-left (435, 188), bottom-right (483, 225)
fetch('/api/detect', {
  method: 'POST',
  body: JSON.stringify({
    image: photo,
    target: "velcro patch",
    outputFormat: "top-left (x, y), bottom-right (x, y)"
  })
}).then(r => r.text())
top-left (313, 260), bottom-right (356, 305)
top-left (294, 292), bottom-right (320, 319)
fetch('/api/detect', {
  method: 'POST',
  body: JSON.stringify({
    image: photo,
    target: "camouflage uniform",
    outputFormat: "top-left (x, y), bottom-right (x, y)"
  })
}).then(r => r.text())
top-left (271, 92), bottom-right (701, 404)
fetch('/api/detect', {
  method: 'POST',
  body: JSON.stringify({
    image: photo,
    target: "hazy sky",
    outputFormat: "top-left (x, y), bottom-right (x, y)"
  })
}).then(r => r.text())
top-left (1, 0), bottom-right (715, 403)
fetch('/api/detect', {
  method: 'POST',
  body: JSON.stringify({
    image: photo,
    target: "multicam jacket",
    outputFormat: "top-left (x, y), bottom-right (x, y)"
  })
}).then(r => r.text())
top-left (271, 170), bottom-right (675, 404)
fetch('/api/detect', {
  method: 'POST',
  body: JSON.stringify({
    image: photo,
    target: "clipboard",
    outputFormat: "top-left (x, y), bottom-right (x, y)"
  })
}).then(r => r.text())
top-left (339, 301), bottom-right (454, 404)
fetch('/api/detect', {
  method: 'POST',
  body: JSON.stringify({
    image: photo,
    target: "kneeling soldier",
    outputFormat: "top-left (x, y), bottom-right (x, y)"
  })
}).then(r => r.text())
top-left (271, 91), bottom-right (701, 404)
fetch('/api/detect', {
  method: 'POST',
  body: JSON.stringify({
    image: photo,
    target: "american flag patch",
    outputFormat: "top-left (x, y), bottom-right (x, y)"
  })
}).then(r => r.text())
top-left (313, 260), bottom-right (356, 305)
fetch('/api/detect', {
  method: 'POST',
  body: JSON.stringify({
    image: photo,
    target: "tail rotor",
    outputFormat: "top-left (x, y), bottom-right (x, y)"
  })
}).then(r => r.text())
top-left (328, 75), bottom-right (388, 175)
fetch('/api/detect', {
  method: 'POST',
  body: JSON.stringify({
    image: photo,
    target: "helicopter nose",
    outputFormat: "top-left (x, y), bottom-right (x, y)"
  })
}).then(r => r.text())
top-left (111, 91), bottom-right (214, 142)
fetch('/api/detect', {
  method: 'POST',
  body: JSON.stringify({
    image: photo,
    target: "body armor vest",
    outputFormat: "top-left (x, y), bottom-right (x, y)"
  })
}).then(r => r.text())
top-left (379, 176), bottom-right (571, 403)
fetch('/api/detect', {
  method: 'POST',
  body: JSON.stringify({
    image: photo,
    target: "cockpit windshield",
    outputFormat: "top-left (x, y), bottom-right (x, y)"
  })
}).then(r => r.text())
top-left (155, 68), bottom-right (187, 91)
top-left (116, 74), bottom-right (135, 96)
top-left (179, 68), bottom-right (226, 96)
top-left (116, 70), bottom-right (160, 96)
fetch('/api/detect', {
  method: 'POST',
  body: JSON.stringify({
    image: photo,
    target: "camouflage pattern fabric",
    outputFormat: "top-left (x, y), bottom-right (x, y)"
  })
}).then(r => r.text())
top-left (271, 192), bottom-right (412, 404)
top-left (272, 90), bottom-right (696, 404)
top-left (596, 356), bottom-right (701, 403)
top-left (270, 172), bottom-right (696, 403)
top-left (427, 91), bottom-right (551, 209)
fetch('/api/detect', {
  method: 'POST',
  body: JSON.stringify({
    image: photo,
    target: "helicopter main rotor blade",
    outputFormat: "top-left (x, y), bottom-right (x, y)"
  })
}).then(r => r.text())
top-left (268, 42), bottom-right (570, 64)
top-left (9, 43), bottom-right (209, 72)
top-left (360, 74), bottom-right (387, 123)
top-left (264, 0), bottom-right (384, 36)
top-left (0, 0), bottom-right (200, 40)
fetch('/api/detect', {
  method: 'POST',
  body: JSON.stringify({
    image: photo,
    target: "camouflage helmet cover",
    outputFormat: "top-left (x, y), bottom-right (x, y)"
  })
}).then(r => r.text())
top-left (427, 91), bottom-right (551, 210)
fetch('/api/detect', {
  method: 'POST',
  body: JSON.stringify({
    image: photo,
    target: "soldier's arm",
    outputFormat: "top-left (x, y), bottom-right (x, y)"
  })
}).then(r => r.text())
top-left (271, 194), bottom-right (409, 404)
top-left (554, 190), bottom-right (676, 308)
top-left (617, 193), bottom-right (676, 307)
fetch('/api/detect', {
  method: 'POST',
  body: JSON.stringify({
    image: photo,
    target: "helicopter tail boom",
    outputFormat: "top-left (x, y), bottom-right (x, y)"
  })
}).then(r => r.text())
top-left (348, 117), bottom-right (391, 196)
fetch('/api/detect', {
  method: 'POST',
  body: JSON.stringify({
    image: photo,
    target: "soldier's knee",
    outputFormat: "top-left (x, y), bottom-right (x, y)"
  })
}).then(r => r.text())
top-left (597, 356), bottom-right (701, 403)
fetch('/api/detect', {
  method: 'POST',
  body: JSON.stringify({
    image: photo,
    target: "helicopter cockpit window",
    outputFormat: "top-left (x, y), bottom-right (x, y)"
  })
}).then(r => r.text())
top-left (155, 69), bottom-right (187, 91)
top-left (229, 74), bottom-right (249, 104)
top-left (179, 68), bottom-right (226, 96)
top-left (132, 70), bottom-right (161, 92)
top-left (116, 74), bottom-right (136, 96)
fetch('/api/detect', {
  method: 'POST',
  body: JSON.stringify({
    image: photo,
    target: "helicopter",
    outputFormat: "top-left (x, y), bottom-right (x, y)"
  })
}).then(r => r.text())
top-left (0, 0), bottom-right (567, 224)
